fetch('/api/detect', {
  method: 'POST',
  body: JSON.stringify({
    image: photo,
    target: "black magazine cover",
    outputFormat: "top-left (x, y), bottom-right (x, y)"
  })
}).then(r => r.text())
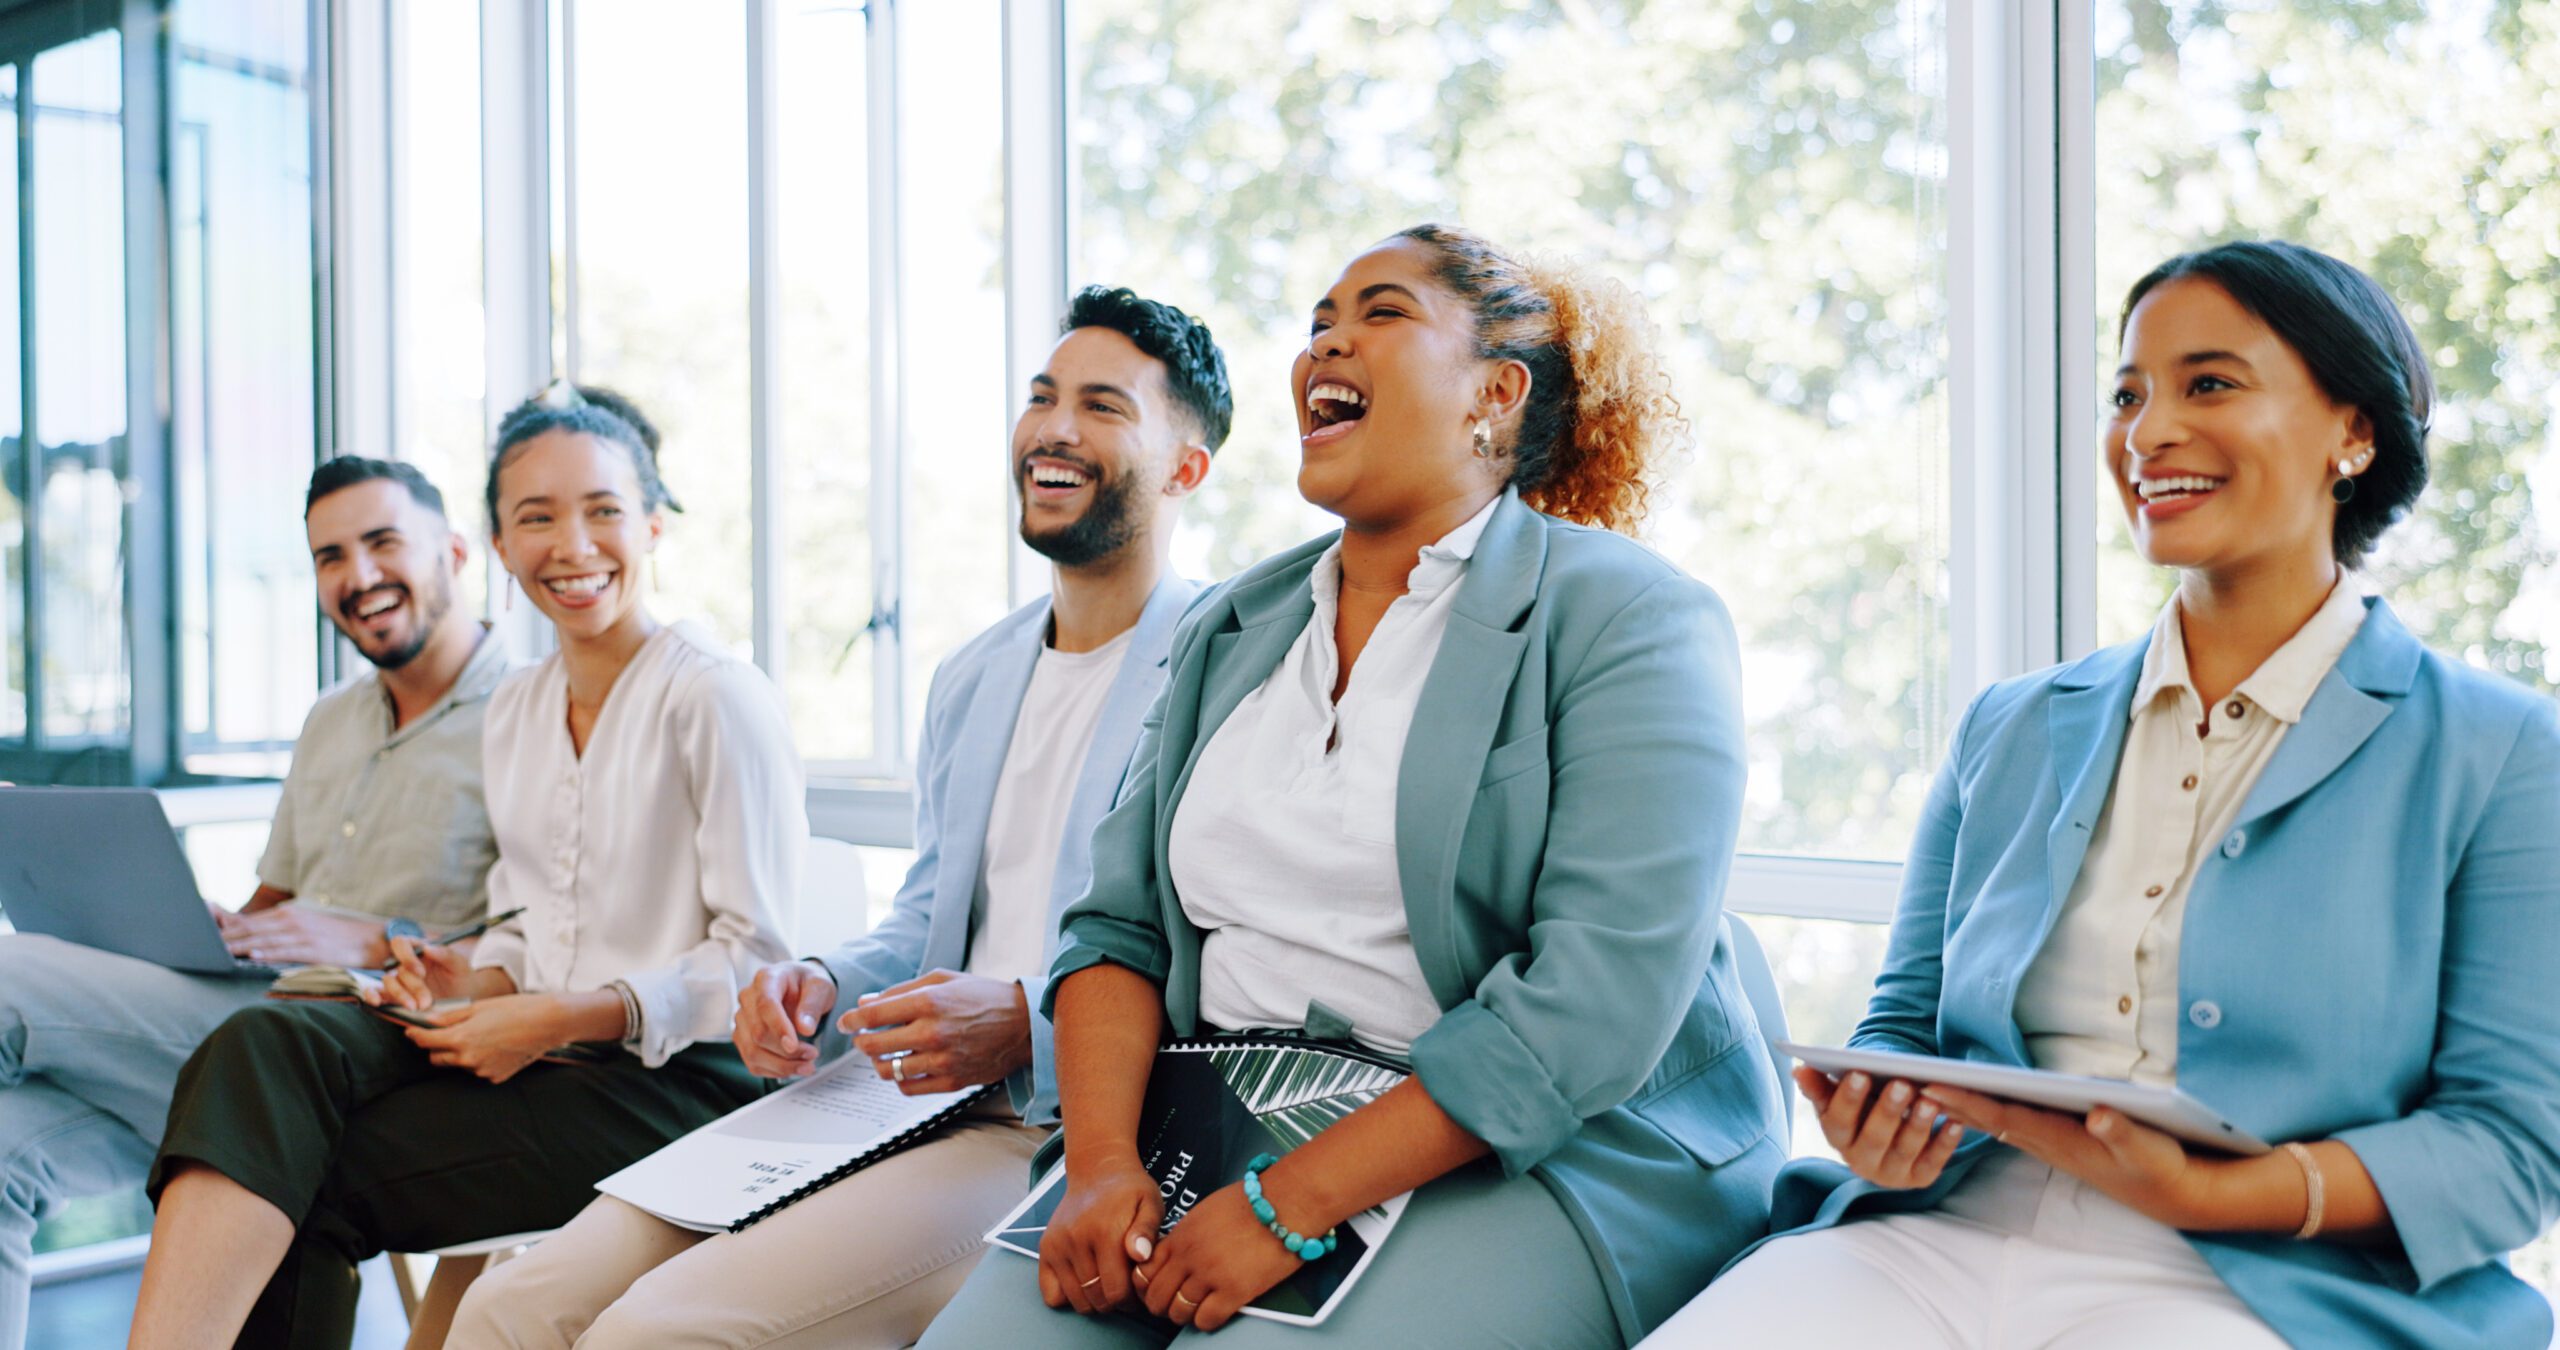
top-left (985, 1034), bottom-right (1413, 1326)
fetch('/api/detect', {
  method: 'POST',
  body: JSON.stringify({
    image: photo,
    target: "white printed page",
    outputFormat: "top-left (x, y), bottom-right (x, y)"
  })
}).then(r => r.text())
top-left (596, 1056), bottom-right (982, 1231)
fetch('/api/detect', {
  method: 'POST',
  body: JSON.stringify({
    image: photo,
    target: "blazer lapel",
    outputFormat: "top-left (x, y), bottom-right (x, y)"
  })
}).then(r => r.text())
top-left (2233, 597), bottom-right (2418, 830)
top-left (1166, 553), bottom-right (1324, 810)
top-left (1044, 578), bottom-right (1195, 947)
top-left (2042, 645), bottom-right (2143, 941)
top-left (925, 606), bottom-right (1046, 973)
top-left (1397, 494), bottom-right (1541, 1008)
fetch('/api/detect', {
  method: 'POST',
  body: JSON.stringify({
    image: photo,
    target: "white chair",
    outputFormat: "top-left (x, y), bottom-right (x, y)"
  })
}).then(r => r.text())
top-left (391, 834), bottom-right (869, 1341)
top-left (390, 1231), bottom-right (549, 1349)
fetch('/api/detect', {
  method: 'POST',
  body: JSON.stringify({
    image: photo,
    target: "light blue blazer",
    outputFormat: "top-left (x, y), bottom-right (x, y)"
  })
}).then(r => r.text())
top-left (1758, 596), bottom-right (2560, 1349)
top-left (1048, 491), bottom-right (1789, 1342)
top-left (815, 576), bottom-right (1196, 1125)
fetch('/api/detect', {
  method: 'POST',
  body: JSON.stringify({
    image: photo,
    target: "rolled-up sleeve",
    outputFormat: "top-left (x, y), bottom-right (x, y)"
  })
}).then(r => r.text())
top-left (1408, 574), bottom-right (1747, 1176)
top-left (621, 662), bottom-right (805, 1066)
top-left (2332, 697), bottom-right (2560, 1289)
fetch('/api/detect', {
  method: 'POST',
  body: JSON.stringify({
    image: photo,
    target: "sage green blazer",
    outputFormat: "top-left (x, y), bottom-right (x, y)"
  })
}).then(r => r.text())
top-left (1046, 490), bottom-right (1787, 1341)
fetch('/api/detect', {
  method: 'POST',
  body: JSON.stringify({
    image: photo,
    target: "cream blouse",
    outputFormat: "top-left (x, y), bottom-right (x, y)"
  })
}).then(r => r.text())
top-left (2016, 580), bottom-right (2369, 1085)
top-left (474, 622), bottom-right (803, 1066)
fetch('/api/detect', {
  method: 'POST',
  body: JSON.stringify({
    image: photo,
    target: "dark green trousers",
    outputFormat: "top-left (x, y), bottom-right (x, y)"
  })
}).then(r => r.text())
top-left (149, 998), bottom-right (763, 1350)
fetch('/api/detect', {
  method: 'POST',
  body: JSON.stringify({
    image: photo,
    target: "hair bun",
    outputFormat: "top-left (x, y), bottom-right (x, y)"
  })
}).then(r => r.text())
top-left (575, 385), bottom-right (665, 458)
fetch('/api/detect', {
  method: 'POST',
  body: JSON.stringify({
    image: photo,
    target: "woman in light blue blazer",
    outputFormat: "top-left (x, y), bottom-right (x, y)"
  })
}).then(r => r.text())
top-left (919, 224), bottom-right (1786, 1349)
top-left (1652, 241), bottom-right (2560, 1349)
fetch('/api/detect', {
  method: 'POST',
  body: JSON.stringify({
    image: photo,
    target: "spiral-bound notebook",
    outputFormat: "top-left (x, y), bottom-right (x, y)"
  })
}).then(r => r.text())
top-left (595, 1055), bottom-right (994, 1233)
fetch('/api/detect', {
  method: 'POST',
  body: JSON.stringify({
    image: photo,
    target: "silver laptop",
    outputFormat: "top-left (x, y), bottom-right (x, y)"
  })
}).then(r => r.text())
top-left (0, 787), bottom-right (283, 978)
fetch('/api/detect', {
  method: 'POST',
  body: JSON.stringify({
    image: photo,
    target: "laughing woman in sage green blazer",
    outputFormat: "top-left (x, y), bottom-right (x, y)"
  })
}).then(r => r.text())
top-left (918, 224), bottom-right (1786, 1350)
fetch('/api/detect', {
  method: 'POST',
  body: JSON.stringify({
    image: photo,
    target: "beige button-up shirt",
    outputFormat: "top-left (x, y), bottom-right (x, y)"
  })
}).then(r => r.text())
top-left (254, 628), bottom-right (512, 930)
top-left (2016, 580), bottom-right (2369, 1086)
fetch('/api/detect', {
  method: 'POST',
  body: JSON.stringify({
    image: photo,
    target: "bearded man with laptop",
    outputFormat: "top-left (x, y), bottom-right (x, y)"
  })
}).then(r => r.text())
top-left (0, 456), bottom-right (507, 1349)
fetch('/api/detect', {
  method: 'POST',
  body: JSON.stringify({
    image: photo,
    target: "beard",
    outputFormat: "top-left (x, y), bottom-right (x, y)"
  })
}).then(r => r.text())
top-left (342, 568), bottom-right (455, 672)
top-left (1020, 458), bottom-right (1146, 567)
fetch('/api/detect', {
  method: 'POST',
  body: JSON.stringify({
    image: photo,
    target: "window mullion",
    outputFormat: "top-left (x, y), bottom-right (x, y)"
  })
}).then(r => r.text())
top-left (866, 0), bottom-right (905, 774)
top-left (2055, 0), bottom-right (2098, 662)
top-left (1946, 0), bottom-right (2066, 709)
top-left (745, 0), bottom-right (784, 681)
top-left (999, 0), bottom-right (1066, 612)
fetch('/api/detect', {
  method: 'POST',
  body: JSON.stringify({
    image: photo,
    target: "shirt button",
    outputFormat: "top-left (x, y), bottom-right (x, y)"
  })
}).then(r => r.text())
top-left (2117, 995), bottom-right (2134, 1015)
top-left (2225, 700), bottom-right (2245, 719)
top-left (2221, 830), bottom-right (2246, 858)
top-left (2144, 884), bottom-right (2165, 898)
top-left (341, 821), bottom-right (356, 838)
top-left (2188, 1000), bottom-right (2223, 1029)
top-left (2181, 774), bottom-right (2199, 791)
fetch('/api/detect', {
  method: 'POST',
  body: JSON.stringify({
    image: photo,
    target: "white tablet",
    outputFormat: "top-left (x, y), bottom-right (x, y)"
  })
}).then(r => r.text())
top-left (1777, 1041), bottom-right (2271, 1155)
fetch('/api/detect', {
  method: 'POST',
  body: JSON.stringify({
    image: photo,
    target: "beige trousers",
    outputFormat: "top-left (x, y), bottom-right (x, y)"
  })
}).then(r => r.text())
top-left (444, 1109), bottom-right (1048, 1349)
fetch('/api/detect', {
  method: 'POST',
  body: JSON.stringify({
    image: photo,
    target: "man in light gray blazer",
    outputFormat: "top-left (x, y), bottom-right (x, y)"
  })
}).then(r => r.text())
top-left (446, 286), bottom-right (1229, 1350)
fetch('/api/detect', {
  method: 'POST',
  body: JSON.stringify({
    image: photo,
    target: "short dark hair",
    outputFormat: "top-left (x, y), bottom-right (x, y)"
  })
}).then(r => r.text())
top-left (486, 383), bottom-right (680, 533)
top-left (305, 456), bottom-right (448, 520)
top-left (2121, 240), bottom-right (2431, 567)
top-left (1061, 286), bottom-right (1233, 454)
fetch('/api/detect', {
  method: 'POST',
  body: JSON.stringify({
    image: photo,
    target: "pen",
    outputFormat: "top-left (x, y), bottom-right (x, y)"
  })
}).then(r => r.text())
top-left (378, 907), bottom-right (528, 971)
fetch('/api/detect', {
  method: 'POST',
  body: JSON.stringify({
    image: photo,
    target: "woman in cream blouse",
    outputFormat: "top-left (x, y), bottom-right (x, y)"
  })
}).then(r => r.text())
top-left (919, 224), bottom-right (1786, 1349)
top-left (129, 384), bottom-right (803, 1350)
top-left (1648, 242), bottom-right (2560, 1349)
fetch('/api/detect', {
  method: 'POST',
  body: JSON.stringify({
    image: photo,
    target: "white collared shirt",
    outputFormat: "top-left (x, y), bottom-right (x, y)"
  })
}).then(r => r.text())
top-left (1169, 497), bottom-right (1499, 1055)
top-left (966, 626), bottom-right (1133, 984)
top-left (473, 623), bottom-right (804, 1066)
top-left (2017, 580), bottom-right (2370, 1085)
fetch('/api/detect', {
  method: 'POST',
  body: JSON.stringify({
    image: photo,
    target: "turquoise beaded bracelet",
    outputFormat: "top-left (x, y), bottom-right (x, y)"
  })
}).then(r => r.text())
top-left (1241, 1152), bottom-right (1339, 1262)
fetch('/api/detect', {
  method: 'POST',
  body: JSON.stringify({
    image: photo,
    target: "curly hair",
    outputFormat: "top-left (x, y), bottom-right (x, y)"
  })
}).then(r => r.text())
top-left (2120, 241), bottom-right (2430, 567)
top-left (1394, 224), bottom-right (1688, 534)
top-left (485, 383), bottom-right (679, 534)
top-left (1062, 285), bottom-right (1234, 454)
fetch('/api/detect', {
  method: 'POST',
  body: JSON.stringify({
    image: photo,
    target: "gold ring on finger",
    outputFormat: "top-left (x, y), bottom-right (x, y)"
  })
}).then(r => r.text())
top-left (1080, 1276), bottom-right (1102, 1289)
top-left (1173, 1292), bottom-right (1197, 1311)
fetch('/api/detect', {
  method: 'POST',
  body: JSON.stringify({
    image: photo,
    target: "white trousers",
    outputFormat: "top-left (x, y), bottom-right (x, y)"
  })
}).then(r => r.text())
top-left (1643, 1153), bottom-right (2289, 1350)
top-left (445, 1104), bottom-right (1048, 1350)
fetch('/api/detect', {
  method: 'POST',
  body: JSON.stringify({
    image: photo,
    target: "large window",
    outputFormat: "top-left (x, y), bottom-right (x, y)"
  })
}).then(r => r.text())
top-left (0, 0), bottom-right (322, 786)
top-left (529, 0), bottom-right (1012, 779)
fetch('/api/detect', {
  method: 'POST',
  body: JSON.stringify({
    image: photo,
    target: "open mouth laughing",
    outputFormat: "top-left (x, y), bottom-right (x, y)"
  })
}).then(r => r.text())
top-left (1023, 455), bottom-right (1098, 504)
top-left (1303, 378), bottom-right (1370, 446)
top-left (344, 585), bottom-right (409, 634)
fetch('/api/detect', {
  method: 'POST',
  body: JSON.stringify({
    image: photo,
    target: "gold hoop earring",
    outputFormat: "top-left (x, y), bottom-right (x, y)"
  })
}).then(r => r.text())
top-left (1471, 420), bottom-right (1495, 459)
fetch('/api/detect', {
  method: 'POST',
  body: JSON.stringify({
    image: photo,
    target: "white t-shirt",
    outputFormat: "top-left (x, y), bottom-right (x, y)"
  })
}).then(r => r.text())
top-left (966, 627), bottom-right (1134, 984)
top-left (1169, 498), bottom-right (1498, 1055)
